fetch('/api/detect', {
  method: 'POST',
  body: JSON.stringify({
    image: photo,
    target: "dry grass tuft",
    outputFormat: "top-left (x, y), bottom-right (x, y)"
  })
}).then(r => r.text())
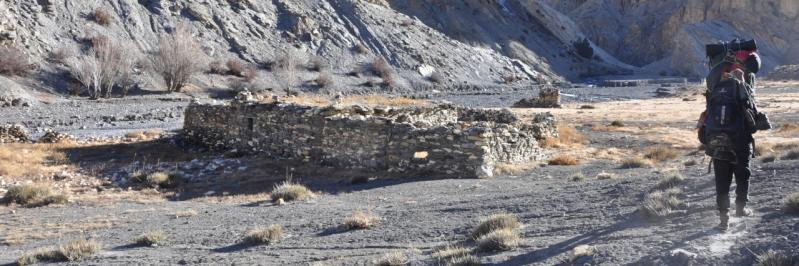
top-left (375, 251), bottom-right (408, 266)
top-left (653, 174), bottom-right (685, 190)
top-left (93, 9), bottom-right (112, 26)
top-left (776, 123), bottom-right (799, 137)
top-left (756, 250), bottom-right (799, 266)
top-left (344, 210), bottom-right (381, 230)
top-left (446, 255), bottom-right (482, 266)
top-left (609, 120), bottom-right (625, 127)
top-left (270, 181), bottom-right (313, 202)
top-left (783, 192), bottom-right (799, 214)
top-left (619, 157), bottom-right (653, 169)
top-left (243, 225), bottom-right (283, 245)
top-left (541, 124), bottom-right (588, 148)
top-left (173, 209), bottom-right (198, 218)
top-left (492, 162), bottom-right (539, 176)
top-left (569, 172), bottom-right (586, 182)
top-left (644, 145), bottom-right (680, 162)
top-left (18, 239), bottom-right (100, 265)
top-left (471, 213), bottom-right (521, 239)
top-left (548, 154), bottom-right (580, 166)
top-left (432, 245), bottom-right (470, 261)
top-left (134, 230), bottom-right (166, 246)
top-left (144, 171), bottom-right (173, 188)
top-left (761, 155), bottom-right (777, 163)
top-left (475, 229), bottom-right (520, 252)
top-left (781, 149), bottom-right (799, 160)
top-left (579, 105), bottom-right (596, 109)
top-left (315, 72), bottom-right (334, 88)
top-left (124, 130), bottom-right (162, 141)
top-left (639, 189), bottom-right (683, 219)
top-left (596, 172), bottom-right (616, 180)
top-left (2, 183), bottom-right (68, 207)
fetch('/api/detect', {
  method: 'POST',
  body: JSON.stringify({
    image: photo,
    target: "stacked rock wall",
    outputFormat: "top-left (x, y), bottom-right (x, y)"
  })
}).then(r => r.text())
top-left (184, 101), bottom-right (556, 178)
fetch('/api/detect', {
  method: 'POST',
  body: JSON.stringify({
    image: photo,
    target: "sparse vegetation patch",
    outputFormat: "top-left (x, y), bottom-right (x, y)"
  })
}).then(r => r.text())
top-left (343, 210), bottom-right (381, 230)
top-left (270, 180), bottom-right (313, 202)
top-left (243, 225), bottom-right (283, 245)
top-left (639, 189), bottom-right (683, 219)
top-left (619, 157), bottom-right (652, 169)
top-left (783, 192), bottom-right (799, 214)
top-left (644, 145), bottom-right (679, 162)
top-left (375, 251), bottom-right (408, 266)
top-left (18, 239), bottom-right (100, 265)
top-left (781, 149), bottom-right (799, 160)
top-left (548, 154), bottom-right (580, 166)
top-left (756, 250), bottom-right (799, 266)
top-left (653, 173), bottom-right (685, 190)
top-left (1, 183), bottom-right (68, 207)
top-left (134, 230), bottom-right (166, 246)
top-left (475, 229), bottom-right (520, 252)
top-left (471, 213), bottom-right (520, 239)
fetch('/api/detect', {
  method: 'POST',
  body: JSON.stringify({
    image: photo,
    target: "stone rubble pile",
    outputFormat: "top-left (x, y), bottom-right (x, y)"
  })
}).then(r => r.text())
top-left (0, 124), bottom-right (29, 143)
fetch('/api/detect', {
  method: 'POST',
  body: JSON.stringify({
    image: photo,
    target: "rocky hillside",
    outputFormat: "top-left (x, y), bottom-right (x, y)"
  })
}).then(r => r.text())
top-left (1, 0), bottom-right (798, 97)
top-left (547, 0), bottom-right (799, 77)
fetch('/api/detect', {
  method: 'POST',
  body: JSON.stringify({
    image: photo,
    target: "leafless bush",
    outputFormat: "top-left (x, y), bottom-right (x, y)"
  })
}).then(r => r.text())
top-left (307, 56), bottom-right (326, 71)
top-left (369, 57), bottom-right (398, 87)
top-left (208, 60), bottom-right (227, 75)
top-left (93, 9), bottom-right (112, 26)
top-left (0, 46), bottom-right (32, 77)
top-left (149, 25), bottom-right (206, 92)
top-left (50, 47), bottom-right (74, 64)
top-left (66, 36), bottom-right (138, 99)
top-left (315, 72), bottom-right (334, 88)
top-left (243, 67), bottom-right (258, 82)
top-left (502, 75), bottom-right (522, 84)
top-left (275, 48), bottom-right (303, 96)
top-left (354, 43), bottom-right (369, 54)
top-left (226, 59), bottom-right (247, 76)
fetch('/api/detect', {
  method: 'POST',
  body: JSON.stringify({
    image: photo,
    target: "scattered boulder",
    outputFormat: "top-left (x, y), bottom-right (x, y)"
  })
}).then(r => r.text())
top-left (668, 248), bottom-right (698, 264)
top-left (37, 129), bottom-right (76, 143)
top-left (514, 87), bottom-right (562, 108)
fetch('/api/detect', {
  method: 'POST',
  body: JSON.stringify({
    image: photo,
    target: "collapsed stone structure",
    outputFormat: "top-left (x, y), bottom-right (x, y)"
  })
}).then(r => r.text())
top-left (514, 87), bottom-right (562, 108)
top-left (184, 100), bottom-right (557, 178)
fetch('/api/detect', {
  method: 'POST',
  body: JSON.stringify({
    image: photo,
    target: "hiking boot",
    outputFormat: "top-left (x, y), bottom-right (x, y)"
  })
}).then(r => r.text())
top-left (735, 207), bottom-right (753, 217)
top-left (717, 212), bottom-right (729, 231)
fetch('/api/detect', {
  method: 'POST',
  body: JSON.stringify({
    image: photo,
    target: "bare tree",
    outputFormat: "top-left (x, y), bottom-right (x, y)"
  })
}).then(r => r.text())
top-left (149, 24), bottom-right (206, 93)
top-left (66, 36), bottom-right (138, 99)
top-left (66, 55), bottom-right (102, 99)
top-left (275, 47), bottom-right (303, 96)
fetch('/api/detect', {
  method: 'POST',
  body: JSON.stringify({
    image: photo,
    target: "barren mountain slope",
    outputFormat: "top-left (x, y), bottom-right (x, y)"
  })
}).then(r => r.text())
top-left (546, 0), bottom-right (799, 77)
top-left (1, 0), bottom-right (636, 94)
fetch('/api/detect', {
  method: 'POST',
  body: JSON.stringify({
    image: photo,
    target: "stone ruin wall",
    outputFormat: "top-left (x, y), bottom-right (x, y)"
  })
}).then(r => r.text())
top-left (183, 101), bottom-right (557, 178)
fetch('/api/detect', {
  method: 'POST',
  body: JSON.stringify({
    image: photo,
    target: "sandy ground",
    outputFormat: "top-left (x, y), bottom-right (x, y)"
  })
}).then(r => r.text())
top-left (1, 85), bottom-right (798, 265)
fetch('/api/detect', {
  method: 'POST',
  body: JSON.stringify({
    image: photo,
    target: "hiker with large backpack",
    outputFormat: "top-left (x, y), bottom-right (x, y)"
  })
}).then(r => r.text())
top-left (698, 39), bottom-right (771, 231)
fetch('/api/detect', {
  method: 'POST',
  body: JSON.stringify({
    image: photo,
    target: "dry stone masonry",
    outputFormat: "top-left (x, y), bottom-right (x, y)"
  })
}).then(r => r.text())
top-left (184, 99), bottom-right (557, 178)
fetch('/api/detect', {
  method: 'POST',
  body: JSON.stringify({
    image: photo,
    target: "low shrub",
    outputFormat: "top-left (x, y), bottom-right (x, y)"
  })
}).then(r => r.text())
top-left (653, 173), bottom-right (685, 190)
top-left (343, 210), bottom-right (381, 230)
top-left (375, 251), bottom-right (408, 266)
top-left (548, 154), bottom-right (580, 166)
top-left (639, 189), bottom-right (682, 219)
top-left (270, 181), bottom-right (313, 202)
top-left (609, 120), bottom-right (625, 127)
top-left (93, 9), bottom-right (112, 26)
top-left (569, 173), bottom-right (586, 182)
top-left (243, 224), bottom-right (283, 245)
top-left (315, 72), bottom-right (334, 88)
top-left (756, 250), bottom-right (799, 266)
top-left (475, 229), bottom-right (520, 252)
top-left (783, 192), bottom-right (799, 214)
top-left (619, 157), bottom-right (652, 169)
top-left (226, 59), bottom-right (248, 76)
top-left (0, 46), bottom-right (32, 77)
top-left (18, 239), bottom-right (100, 265)
top-left (134, 230), bottom-right (166, 246)
top-left (471, 213), bottom-right (520, 239)
top-left (1, 184), bottom-right (68, 207)
top-left (644, 145), bottom-right (679, 162)
top-left (781, 149), bottom-right (799, 160)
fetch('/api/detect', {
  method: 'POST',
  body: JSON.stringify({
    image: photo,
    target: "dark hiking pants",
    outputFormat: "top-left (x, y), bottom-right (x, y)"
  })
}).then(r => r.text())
top-left (713, 146), bottom-right (752, 214)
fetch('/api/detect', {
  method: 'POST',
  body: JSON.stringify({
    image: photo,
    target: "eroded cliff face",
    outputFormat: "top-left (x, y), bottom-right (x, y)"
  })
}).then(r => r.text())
top-left (548, 0), bottom-right (799, 76)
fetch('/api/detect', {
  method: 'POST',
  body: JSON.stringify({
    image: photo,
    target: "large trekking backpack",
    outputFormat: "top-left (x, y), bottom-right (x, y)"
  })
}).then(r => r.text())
top-left (702, 77), bottom-right (747, 161)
